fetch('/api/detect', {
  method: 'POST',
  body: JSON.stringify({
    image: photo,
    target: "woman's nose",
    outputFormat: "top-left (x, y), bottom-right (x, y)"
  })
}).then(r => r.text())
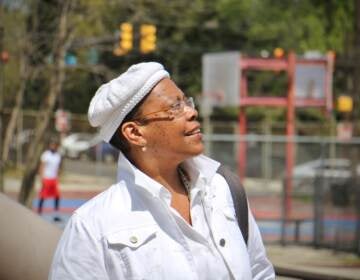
top-left (185, 105), bottom-right (198, 120)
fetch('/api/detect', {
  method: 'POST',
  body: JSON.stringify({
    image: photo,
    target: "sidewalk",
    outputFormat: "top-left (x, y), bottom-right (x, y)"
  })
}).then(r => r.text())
top-left (4, 172), bottom-right (115, 194)
top-left (4, 172), bottom-right (360, 279)
top-left (267, 244), bottom-right (360, 279)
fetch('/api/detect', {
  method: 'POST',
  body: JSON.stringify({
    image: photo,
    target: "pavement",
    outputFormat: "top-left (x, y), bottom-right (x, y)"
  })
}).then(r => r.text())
top-left (268, 245), bottom-right (360, 279)
top-left (3, 169), bottom-right (360, 280)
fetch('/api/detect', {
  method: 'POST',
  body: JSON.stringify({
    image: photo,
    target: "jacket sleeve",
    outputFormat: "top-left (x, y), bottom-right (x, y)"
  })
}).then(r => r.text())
top-left (247, 210), bottom-right (276, 280)
top-left (49, 213), bottom-right (110, 280)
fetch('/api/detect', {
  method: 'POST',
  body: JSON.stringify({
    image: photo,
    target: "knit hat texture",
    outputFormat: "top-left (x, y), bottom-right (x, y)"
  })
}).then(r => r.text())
top-left (88, 62), bottom-right (169, 142)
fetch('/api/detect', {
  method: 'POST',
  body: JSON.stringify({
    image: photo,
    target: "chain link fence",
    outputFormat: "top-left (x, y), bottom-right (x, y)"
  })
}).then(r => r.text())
top-left (205, 133), bottom-right (360, 255)
top-left (4, 111), bottom-right (360, 254)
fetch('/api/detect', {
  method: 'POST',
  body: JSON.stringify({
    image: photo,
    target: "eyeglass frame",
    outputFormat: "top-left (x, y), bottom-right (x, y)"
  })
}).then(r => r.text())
top-left (130, 96), bottom-right (195, 124)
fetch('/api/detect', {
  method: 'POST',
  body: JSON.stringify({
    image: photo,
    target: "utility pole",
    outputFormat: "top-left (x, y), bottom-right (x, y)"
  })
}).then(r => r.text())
top-left (354, 0), bottom-right (360, 119)
top-left (0, 24), bottom-right (4, 192)
top-left (354, 0), bottom-right (360, 256)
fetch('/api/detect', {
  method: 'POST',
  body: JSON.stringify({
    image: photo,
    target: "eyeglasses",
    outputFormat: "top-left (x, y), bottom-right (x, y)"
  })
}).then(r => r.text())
top-left (133, 97), bottom-right (195, 123)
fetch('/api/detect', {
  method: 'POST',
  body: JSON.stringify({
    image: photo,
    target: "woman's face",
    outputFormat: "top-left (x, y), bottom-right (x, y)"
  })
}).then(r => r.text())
top-left (137, 78), bottom-right (204, 162)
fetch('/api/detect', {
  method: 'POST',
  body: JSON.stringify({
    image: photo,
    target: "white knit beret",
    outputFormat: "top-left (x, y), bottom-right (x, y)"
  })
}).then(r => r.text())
top-left (88, 62), bottom-right (170, 142)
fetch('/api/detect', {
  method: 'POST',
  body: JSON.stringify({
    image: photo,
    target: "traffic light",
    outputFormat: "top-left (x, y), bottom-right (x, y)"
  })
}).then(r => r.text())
top-left (337, 95), bottom-right (353, 113)
top-left (140, 24), bottom-right (156, 54)
top-left (114, 22), bottom-right (133, 56)
top-left (273, 47), bottom-right (284, 58)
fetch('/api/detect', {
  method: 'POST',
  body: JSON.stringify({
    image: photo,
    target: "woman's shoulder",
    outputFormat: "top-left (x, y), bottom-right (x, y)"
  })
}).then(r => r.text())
top-left (68, 180), bottom-right (158, 240)
top-left (76, 181), bottom-right (131, 215)
top-left (70, 182), bottom-right (133, 234)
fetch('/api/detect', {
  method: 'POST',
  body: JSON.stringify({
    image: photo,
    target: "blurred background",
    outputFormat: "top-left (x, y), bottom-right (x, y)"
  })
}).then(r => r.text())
top-left (0, 0), bottom-right (360, 278)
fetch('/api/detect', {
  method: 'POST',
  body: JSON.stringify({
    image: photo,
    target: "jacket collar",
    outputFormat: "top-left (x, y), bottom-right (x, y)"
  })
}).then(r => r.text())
top-left (180, 154), bottom-right (220, 186)
top-left (117, 152), bottom-right (165, 199)
top-left (116, 152), bottom-right (220, 199)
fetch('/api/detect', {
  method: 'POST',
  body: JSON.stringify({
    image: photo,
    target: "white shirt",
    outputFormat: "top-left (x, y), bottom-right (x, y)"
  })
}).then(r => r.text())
top-left (41, 150), bottom-right (61, 179)
top-left (49, 153), bottom-right (275, 280)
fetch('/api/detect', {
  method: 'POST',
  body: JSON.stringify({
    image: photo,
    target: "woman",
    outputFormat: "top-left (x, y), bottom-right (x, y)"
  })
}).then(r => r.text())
top-left (49, 62), bottom-right (275, 279)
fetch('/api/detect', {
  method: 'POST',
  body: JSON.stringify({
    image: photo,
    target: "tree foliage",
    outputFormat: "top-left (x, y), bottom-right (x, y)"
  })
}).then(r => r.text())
top-left (2, 0), bottom-right (356, 115)
top-left (1, 0), bottom-right (357, 201)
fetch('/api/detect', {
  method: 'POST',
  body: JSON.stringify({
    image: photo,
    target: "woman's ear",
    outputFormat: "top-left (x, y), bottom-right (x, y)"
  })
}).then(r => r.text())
top-left (121, 122), bottom-right (146, 147)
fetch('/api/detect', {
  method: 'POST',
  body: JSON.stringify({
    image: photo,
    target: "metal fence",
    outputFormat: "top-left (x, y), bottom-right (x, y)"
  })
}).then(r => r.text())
top-left (4, 111), bottom-right (360, 254)
top-left (205, 133), bottom-right (360, 255)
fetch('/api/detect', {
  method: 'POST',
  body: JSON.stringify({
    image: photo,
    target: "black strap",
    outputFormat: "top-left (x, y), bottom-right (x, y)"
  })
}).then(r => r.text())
top-left (217, 165), bottom-right (249, 245)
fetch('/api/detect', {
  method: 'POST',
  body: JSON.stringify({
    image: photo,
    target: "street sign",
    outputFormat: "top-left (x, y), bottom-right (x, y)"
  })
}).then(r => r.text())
top-left (337, 122), bottom-right (353, 141)
top-left (55, 109), bottom-right (70, 133)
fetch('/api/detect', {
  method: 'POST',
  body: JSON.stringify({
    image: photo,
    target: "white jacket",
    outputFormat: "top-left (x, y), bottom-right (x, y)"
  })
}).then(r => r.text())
top-left (49, 153), bottom-right (275, 280)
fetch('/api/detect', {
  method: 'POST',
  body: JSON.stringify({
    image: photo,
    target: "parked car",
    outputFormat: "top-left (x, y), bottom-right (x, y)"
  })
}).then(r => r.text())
top-left (60, 133), bottom-right (97, 159)
top-left (293, 158), bottom-right (351, 179)
top-left (61, 132), bottom-right (119, 162)
top-left (89, 141), bottom-right (119, 163)
top-left (292, 158), bottom-right (353, 194)
top-left (10, 129), bottom-right (34, 148)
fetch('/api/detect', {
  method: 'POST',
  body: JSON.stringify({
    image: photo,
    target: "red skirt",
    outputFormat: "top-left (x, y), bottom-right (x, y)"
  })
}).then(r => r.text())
top-left (39, 178), bottom-right (60, 199)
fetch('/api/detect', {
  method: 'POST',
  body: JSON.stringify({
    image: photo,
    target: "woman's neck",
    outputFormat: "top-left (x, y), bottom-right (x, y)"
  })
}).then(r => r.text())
top-left (128, 151), bottom-right (191, 224)
top-left (127, 148), bottom-right (190, 193)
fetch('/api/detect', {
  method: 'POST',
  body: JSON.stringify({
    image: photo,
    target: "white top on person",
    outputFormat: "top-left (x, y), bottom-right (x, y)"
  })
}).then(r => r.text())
top-left (41, 150), bottom-right (61, 179)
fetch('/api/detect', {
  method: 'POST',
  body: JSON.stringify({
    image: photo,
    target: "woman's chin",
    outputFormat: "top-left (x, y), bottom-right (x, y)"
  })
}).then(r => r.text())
top-left (189, 142), bottom-right (205, 157)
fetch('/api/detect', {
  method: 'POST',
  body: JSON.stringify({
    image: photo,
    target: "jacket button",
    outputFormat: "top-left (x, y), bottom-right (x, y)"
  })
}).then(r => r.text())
top-left (219, 238), bottom-right (226, 247)
top-left (130, 236), bottom-right (138, 244)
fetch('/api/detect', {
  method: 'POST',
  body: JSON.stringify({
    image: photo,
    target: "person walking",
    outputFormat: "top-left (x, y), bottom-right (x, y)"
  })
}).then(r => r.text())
top-left (37, 138), bottom-right (62, 222)
top-left (49, 62), bottom-right (275, 279)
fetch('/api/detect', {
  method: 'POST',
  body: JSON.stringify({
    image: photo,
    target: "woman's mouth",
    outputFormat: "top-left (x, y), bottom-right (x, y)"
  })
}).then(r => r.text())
top-left (185, 127), bottom-right (201, 136)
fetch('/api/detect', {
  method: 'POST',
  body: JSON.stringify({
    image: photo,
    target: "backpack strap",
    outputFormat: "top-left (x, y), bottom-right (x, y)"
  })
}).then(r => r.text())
top-left (217, 165), bottom-right (249, 246)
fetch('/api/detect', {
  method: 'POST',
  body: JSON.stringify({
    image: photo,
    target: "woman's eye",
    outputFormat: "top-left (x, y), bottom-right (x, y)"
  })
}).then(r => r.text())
top-left (171, 101), bottom-right (182, 111)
